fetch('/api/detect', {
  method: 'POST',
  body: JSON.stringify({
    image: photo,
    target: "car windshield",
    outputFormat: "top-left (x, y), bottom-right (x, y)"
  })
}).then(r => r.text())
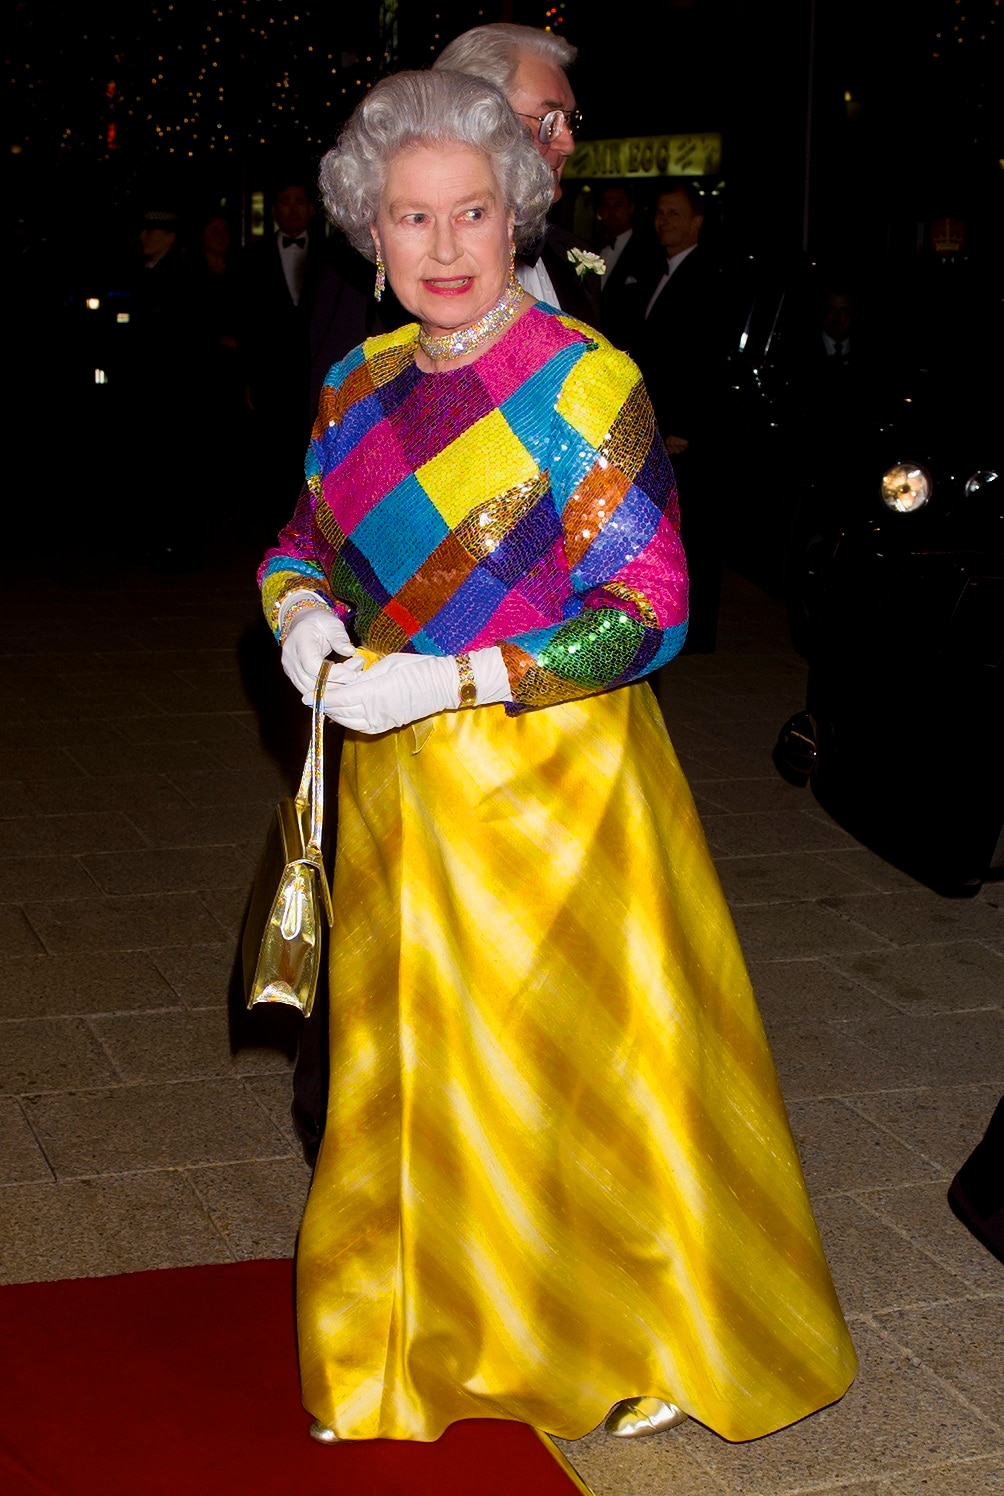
top-left (725, 251), bottom-right (1000, 436)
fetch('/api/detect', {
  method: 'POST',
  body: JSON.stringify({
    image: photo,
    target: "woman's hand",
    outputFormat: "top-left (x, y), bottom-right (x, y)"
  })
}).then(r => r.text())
top-left (311, 653), bottom-right (459, 734)
top-left (310, 648), bottom-right (513, 734)
top-left (281, 605), bottom-right (358, 695)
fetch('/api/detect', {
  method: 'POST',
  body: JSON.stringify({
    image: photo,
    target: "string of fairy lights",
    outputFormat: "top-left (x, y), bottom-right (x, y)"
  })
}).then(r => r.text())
top-left (8, 2), bottom-right (573, 167)
top-left (930, 0), bottom-right (1000, 57)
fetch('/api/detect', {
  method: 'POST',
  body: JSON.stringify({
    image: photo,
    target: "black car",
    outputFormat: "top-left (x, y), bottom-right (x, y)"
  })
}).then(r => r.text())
top-left (762, 264), bottom-right (1003, 894)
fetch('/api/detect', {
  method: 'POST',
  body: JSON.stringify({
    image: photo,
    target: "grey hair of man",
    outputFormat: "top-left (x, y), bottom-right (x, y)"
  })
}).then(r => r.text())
top-left (433, 22), bottom-right (577, 95)
top-left (318, 70), bottom-right (555, 262)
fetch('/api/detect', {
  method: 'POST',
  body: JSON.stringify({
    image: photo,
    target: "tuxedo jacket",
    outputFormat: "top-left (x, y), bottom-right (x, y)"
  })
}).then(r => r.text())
top-left (633, 246), bottom-right (728, 450)
top-left (525, 222), bottom-right (603, 329)
top-left (308, 244), bottom-right (380, 417)
top-left (241, 229), bottom-right (375, 439)
top-left (600, 228), bottom-right (665, 353)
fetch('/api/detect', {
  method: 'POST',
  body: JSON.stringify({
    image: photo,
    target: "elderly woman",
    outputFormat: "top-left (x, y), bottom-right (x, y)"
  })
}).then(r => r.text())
top-left (258, 69), bottom-right (856, 1448)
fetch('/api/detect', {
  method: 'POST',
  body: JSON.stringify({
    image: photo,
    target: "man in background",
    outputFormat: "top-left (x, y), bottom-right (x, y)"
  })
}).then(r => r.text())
top-left (596, 181), bottom-right (662, 352)
top-left (434, 22), bottom-right (603, 327)
top-left (240, 171), bottom-right (373, 541)
top-left (126, 205), bottom-right (202, 568)
top-left (635, 182), bottom-right (729, 652)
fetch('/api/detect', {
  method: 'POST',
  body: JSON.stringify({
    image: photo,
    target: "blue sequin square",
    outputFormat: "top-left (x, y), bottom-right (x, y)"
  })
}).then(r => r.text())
top-left (351, 476), bottom-right (450, 595)
top-left (423, 567), bottom-right (509, 651)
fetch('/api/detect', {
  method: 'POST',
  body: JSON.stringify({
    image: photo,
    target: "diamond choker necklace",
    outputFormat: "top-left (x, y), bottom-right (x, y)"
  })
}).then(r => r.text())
top-left (417, 276), bottom-right (524, 362)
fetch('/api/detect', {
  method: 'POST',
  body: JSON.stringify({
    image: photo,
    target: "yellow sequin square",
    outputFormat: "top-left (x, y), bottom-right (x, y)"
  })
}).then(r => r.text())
top-left (556, 346), bottom-right (639, 450)
top-left (416, 409), bottom-right (539, 530)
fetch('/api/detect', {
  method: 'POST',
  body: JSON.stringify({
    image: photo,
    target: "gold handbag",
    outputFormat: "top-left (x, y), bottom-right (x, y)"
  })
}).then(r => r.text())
top-left (242, 659), bottom-right (333, 1018)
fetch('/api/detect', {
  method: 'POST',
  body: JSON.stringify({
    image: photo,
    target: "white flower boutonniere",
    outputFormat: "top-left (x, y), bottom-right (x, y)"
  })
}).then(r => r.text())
top-left (567, 248), bottom-right (606, 280)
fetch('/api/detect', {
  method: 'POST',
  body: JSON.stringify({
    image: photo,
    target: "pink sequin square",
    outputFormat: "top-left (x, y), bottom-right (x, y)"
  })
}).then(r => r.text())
top-left (613, 518), bottom-right (689, 628)
top-left (469, 585), bottom-right (561, 648)
top-left (478, 314), bottom-right (582, 406)
top-left (323, 421), bottom-right (412, 534)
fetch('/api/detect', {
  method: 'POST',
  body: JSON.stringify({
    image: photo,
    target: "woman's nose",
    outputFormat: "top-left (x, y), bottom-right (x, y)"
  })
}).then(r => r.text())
top-left (431, 223), bottom-right (460, 263)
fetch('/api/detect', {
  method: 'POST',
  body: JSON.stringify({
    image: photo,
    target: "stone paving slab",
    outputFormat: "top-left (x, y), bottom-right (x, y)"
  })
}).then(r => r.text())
top-left (847, 1082), bottom-right (1004, 1172)
top-left (0, 810), bottom-right (147, 857)
top-left (184, 1158), bottom-right (311, 1261)
top-left (20, 1077), bottom-right (294, 1179)
top-left (856, 1180), bottom-right (1004, 1295)
top-left (746, 957), bottom-right (898, 1026)
top-left (0, 951), bottom-right (178, 1020)
top-left (0, 1172), bottom-right (233, 1283)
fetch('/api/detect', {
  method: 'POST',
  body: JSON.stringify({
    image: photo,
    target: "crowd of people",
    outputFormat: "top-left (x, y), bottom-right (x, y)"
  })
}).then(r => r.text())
top-left (75, 177), bottom-right (382, 567)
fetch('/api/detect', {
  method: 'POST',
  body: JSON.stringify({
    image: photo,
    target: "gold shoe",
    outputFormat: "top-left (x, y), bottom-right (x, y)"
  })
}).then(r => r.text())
top-left (309, 1420), bottom-right (341, 1445)
top-left (604, 1397), bottom-right (688, 1438)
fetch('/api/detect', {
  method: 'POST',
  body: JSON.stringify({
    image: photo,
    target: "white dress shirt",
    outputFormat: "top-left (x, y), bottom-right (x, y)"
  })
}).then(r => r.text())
top-left (601, 227), bottom-right (631, 281)
top-left (822, 331), bottom-right (851, 360)
top-left (644, 242), bottom-right (698, 319)
top-left (277, 230), bottom-right (308, 305)
top-left (516, 257), bottom-right (559, 308)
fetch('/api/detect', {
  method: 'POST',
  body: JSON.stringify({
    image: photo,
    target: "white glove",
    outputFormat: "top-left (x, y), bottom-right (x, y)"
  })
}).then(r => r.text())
top-left (280, 598), bottom-right (358, 696)
top-left (311, 647), bottom-right (512, 734)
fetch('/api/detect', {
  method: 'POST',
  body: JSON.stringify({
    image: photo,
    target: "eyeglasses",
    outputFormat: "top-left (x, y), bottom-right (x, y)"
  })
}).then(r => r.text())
top-left (515, 108), bottom-right (583, 144)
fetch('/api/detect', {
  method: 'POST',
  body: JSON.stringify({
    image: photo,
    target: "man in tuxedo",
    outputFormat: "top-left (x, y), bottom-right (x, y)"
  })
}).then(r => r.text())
top-left (820, 287), bottom-right (854, 365)
top-left (125, 206), bottom-right (203, 568)
top-left (434, 22), bottom-right (602, 328)
top-left (240, 172), bottom-right (373, 540)
top-left (596, 182), bottom-right (663, 352)
top-left (634, 182), bottom-right (728, 652)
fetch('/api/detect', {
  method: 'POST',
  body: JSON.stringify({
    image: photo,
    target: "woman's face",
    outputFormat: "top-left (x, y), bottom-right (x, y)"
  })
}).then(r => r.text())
top-left (372, 143), bottom-right (514, 337)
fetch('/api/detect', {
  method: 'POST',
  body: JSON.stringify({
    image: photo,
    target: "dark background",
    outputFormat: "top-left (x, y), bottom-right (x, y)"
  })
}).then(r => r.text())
top-left (6, 0), bottom-right (1001, 269)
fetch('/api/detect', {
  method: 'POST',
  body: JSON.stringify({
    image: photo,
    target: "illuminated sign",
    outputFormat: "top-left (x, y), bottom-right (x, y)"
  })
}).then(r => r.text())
top-left (564, 133), bottom-right (722, 180)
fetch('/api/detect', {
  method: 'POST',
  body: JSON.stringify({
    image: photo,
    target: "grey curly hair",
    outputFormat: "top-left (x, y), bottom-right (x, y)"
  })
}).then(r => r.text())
top-left (433, 22), bottom-right (577, 96)
top-left (318, 70), bottom-right (554, 261)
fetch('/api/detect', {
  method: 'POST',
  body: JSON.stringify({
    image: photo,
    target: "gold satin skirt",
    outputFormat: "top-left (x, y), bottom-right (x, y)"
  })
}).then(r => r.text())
top-left (295, 682), bottom-right (856, 1442)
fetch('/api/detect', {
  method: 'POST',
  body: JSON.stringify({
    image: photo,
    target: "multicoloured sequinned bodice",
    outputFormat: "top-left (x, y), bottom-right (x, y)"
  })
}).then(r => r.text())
top-left (259, 304), bottom-right (688, 710)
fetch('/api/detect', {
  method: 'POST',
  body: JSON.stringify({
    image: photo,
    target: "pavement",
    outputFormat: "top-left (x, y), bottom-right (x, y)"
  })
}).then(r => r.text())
top-left (1, 547), bottom-right (1001, 1495)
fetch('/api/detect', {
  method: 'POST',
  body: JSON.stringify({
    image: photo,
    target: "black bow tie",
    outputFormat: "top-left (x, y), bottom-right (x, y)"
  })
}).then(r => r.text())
top-left (520, 240), bottom-right (544, 268)
top-left (282, 235), bottom-right (306, 249)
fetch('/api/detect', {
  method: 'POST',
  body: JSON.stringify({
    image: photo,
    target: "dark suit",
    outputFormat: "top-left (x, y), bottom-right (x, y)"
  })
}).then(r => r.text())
top-left (123, 246), bottom-right (203, 564)
top-left (634, 246), bottom-right (729, 652)
top-left (308, 242), bottom-right (381, 415)
top-left (521, 222), bottom-right (603, 328)
top-left (600, 227), bottom-right (664, 353)
top-left (241, 230), bottom-right (374, 537)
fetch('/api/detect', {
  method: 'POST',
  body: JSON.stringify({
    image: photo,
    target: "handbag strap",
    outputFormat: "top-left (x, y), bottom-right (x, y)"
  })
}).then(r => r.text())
top-left (295, 658), bottom-right (332, 855)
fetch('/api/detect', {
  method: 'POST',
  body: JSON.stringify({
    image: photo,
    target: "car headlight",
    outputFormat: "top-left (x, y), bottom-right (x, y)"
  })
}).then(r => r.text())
top-left (964, 469), bottom-right (998, 497)
top-left (880, 461), bottom-right (932, 513)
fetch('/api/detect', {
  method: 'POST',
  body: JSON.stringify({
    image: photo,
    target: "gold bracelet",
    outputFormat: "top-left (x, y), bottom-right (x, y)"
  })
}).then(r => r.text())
top-left (456, 652), bottom-right (477, 708)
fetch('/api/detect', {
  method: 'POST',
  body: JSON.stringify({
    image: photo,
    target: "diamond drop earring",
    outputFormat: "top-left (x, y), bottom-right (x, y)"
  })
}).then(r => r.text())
top-left (374, 253), bottom-right (386, 303)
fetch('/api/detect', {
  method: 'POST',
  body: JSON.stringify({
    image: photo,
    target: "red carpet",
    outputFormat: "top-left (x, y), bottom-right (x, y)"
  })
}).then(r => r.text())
top-left (0, 1258), bottom-right (589, 1495)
